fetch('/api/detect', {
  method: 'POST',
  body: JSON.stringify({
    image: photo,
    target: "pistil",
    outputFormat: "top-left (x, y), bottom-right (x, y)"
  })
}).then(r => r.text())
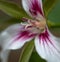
top-left (22, 17), bottom-right (46, 33)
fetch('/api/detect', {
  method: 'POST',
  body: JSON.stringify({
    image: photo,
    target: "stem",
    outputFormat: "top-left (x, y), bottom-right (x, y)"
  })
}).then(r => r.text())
top-left (19, 41), bottom-right (34, 62)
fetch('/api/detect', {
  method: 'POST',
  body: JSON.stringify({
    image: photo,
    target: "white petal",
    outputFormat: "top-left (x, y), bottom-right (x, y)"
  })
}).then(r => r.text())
top-left (1, 24), bottom-right (35, 50)
top-left (0, 24), bottom-right (24, 47)
top-left (35, 29), bottom-right (60, 62)
top-left (22, 0), bottom-right (44, 20)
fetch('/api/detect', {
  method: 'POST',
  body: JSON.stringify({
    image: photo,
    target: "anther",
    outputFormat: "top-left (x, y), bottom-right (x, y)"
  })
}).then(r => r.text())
top-left (22, 17), bottom-right (28, 22)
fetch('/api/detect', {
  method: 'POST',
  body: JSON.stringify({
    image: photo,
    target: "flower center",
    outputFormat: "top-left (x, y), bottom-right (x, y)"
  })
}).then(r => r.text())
top-left (22, 17), bottom-right (46, 33)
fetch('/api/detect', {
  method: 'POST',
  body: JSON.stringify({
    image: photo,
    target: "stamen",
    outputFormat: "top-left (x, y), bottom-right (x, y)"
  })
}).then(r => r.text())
top-left (22, 17), bottom-right (28, 22)
top-left (22, 17), bottom-right (46, 33)
top-left (30, 20), bottom-right (46, 30)
top-left (25, 24), bottom-right (33, 29)
top-left (22, 17), bottom-right (32, 24)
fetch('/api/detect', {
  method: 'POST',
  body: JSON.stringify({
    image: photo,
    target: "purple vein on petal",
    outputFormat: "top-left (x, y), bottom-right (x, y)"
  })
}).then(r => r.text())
top-left (39, 29), bottom-right (59, 52)
top-left (15, 31), bottom-right (35, 40)
top-left (29, 0), bottom-right (43, 16)
top-left (10, 31), bottom-right (36, 45)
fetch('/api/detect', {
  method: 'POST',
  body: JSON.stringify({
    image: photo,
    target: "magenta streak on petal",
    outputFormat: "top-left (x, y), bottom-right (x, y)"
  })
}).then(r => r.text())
top-left (16, 31), bottom-right (34, 40)
top-left (29, 0), bottom-right (43, 16)
top-left (13, 31), bottom-right (36, 42)
top-left (39, 29), bottom-right (59, 52)
top-left (9, 31), bottom-right (36, 47)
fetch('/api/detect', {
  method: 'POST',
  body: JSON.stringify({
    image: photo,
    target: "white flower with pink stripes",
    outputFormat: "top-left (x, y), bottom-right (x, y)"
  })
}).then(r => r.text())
top-left (1, 0), bottom-right (60, 62)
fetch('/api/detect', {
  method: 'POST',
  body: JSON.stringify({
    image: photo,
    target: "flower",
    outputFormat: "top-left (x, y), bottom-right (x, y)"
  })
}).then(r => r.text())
top-left (1, 0), bottom-right (60, 62)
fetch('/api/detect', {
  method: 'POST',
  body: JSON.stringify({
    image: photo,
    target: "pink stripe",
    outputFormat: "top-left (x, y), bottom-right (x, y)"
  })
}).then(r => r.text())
top-left (14, 31), bottom-right (36, 42)
top-left (9, 30), bottom-right (36, 46)
top-left (39, 29), bottom-right (59, 52)
top-left (29, 0), bottom-right (43, 16)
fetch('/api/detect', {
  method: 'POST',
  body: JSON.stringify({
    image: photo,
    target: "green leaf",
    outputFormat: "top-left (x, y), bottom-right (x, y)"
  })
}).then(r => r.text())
top-left (47, 21), bottom-right (60, 28)
top-left (0, 18), bottom-right (20, 31)
top-left (19, 41), bottom-right (34, 62)
top-left (0, 0), bottom-right (30, 19)
top-left (44, 0), bottom-right (58, 16)
top-left (29, 51), bottom-right (46, 62)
